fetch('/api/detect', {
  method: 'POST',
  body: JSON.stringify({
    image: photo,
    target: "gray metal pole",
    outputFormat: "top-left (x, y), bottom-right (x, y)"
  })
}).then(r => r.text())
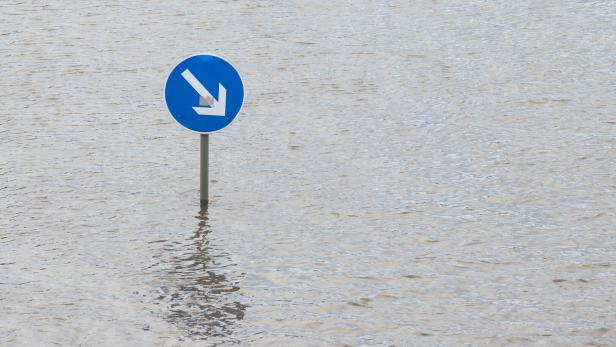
top-left (200, 134), bottom-right (209, 203)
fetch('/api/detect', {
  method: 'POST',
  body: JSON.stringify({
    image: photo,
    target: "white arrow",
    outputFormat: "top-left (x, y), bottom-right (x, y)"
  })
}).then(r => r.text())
top-left (181, 69), bottom-right (227, 117)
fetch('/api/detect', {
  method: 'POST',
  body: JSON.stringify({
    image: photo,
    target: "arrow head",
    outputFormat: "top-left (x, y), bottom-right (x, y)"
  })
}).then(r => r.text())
top-left (192, 83), bottom-right (227, 117)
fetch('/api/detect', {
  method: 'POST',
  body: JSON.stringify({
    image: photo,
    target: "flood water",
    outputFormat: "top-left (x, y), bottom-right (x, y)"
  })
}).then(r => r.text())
top-left (1, 1), bottom-right (616, 346)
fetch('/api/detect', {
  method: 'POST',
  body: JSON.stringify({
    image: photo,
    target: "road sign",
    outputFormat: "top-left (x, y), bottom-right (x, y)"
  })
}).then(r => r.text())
top-left (164, 54), bottom-right (244, 133)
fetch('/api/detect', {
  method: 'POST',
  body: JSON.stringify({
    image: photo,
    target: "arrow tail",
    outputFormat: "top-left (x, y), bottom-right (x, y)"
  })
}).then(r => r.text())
top-left (181, 69), bottom-right (213, 100)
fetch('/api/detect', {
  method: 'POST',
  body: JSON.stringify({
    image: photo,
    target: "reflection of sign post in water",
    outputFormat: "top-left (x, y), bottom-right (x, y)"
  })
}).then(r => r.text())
top-left (164, 54), bottom-right (245, 203)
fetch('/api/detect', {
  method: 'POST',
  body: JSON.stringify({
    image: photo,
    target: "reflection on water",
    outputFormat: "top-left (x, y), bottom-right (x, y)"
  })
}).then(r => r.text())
top-left (154, 203), bottom-right (245, 340)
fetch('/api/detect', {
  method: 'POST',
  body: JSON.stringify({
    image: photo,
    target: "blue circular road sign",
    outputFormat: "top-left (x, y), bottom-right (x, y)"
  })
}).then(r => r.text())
top-left (164, 54), bottom-right (244, 133)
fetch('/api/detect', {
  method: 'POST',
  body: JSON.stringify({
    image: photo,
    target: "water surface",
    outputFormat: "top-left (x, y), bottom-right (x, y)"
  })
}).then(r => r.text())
top-left (1, 1), bottom-right (615, 346)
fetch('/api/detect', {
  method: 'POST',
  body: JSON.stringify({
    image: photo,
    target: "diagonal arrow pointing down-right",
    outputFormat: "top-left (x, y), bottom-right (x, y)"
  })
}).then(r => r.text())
top-left (181, 69), bottom-right (227, 117)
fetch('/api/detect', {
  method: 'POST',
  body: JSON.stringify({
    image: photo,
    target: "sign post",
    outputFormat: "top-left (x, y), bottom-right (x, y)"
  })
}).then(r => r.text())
top-left (200, 134), bottom-right (208, 202)
top-left (164, 54), bottom-right (244, 204)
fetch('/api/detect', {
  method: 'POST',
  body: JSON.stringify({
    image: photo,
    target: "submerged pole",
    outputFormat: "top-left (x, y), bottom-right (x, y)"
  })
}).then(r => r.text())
top-left (200, 134), bottom-right (209, 203)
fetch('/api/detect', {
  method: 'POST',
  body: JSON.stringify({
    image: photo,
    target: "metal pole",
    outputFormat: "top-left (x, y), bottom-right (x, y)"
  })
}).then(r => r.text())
top-left (200, 134), bottom-right (209, 203)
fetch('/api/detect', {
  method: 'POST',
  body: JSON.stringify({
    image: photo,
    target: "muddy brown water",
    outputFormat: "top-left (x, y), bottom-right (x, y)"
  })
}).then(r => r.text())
top-left (1, 1), bottom-right (615, 346)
